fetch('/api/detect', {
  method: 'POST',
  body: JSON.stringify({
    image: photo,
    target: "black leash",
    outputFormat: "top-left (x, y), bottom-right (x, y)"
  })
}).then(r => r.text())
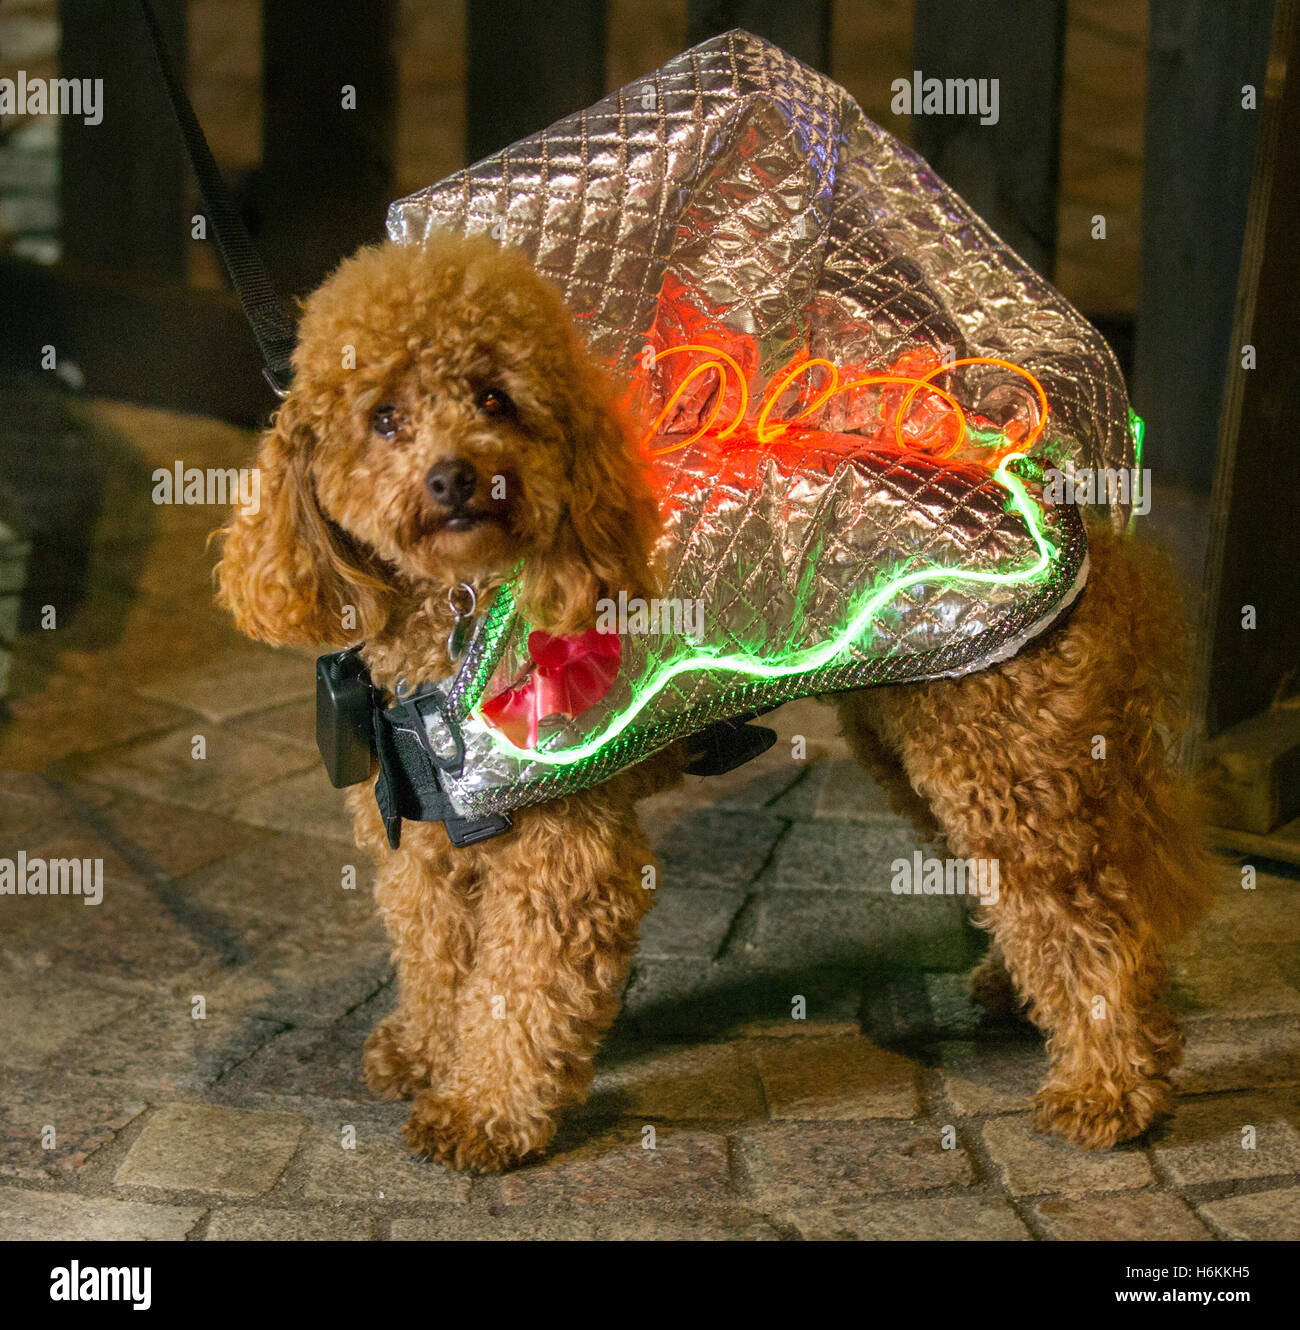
top-left (136, 0), bottom-right (296, 396)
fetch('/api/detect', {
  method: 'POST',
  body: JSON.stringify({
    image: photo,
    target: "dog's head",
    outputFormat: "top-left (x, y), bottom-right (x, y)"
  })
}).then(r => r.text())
top-left (216, 234), bottom-right (659, 646)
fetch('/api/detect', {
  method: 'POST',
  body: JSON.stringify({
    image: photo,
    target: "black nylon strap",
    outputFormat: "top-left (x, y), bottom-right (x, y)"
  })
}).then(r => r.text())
top-left (373, 706), bottom-right (512, 850)
top-left (137, 0), bottom-right (297, 393)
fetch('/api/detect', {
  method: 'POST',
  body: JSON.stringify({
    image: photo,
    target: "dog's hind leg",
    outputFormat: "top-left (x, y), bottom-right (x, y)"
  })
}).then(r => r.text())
top-left (401, 778), bottom-right (655, 1172)
top-left (847, 527), bottom-right (1211, 1147)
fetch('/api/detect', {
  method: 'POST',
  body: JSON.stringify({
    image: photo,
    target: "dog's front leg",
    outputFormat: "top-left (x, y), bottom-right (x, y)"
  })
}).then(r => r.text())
top-left (346, 783), bottom-right (479, 1101)
top-left (402, 785), bottom-right (655, 1172)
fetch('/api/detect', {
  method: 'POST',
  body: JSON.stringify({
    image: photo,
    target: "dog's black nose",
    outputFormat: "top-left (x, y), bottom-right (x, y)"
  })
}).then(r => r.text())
top-left (425, 458), bottom-right (477, 510)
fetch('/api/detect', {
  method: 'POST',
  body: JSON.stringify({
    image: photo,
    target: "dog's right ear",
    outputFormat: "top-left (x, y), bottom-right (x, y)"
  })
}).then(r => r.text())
top-left (215, 397), bottom-right (389, 646)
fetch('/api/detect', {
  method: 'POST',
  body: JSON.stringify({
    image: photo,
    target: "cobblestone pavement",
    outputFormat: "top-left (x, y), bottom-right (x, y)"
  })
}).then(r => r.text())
top-left (0, 395), bottom-right (1297, 1242)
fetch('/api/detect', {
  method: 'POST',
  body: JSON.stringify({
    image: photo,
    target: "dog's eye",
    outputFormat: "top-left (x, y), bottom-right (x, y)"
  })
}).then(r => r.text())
top-left (371, 406), bottom-right (402, 438)
top-left (476, 388), bottom-right (516, 420)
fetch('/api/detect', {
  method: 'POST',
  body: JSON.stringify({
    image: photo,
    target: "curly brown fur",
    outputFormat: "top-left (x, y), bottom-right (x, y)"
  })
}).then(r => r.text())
top-left (216, 233), bottom-right (1209, 1169)
top-left (837, 525), bottom-right (1212, 1147)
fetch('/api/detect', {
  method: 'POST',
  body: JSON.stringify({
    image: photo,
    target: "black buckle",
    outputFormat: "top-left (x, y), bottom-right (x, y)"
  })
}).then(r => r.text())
top-left (380, 681), bottom-right (512, 849)
top-left (392, 681), bottom-right (466, 776)
top-left (443, 811), bottom-right (513, 848)
top-left (684, 716), bottom-right (777, 777)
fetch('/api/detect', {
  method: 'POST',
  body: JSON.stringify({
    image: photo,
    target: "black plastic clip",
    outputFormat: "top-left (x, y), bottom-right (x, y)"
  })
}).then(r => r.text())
top-left (393, 680), bottom-right (466, 777)
top-left (684, 716), bottom-right (777, 777)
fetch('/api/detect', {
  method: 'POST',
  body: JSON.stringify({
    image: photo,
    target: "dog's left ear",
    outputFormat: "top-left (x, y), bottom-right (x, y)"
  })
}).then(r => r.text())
top-left (516, 359), bottom-right (661, 635)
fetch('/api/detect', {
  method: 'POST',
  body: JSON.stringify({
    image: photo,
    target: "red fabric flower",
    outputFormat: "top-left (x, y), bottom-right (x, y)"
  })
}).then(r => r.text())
top-left (481, 628), bottom-right (623, 748)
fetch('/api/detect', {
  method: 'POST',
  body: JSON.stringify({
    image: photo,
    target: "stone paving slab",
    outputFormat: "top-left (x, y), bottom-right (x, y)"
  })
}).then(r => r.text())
top-left (587, 1042), bottom-right (765, 1120)
top-left (0, 959), bottom-right (142, 1069)
top-left (200, 918), bottom-right (391, 1029)
top-left (116, 1103), bottom-right (306, 1198)
top-left (1169, 888), bottom-right (1300, 1019)
top-left (924, 971), bottom-right (996, 1037)
top-left (204, 1207), bottom-right (375, 1241)
top-left (134, 650), bottom-right (314, 724)
top-left (220, 1021), bottom-right (377, 1103)
top-left (748, 890), bottom-right (975, 971)
top-left (227, 697), bottom-right (319, 753)
top-left (222, 769), bottom-right (355, 844)
top-left (738, 1120), bottom-right (974, 1207)
top-left (175, 833), bottom-right (375, 931)
top-left (619, 957), bottom-right (866, 1040)
top-left (752, 1035), bottom-right (920, 1120)
top-left (218, 984), bottom-right (393, 1102)
top-left (760, 819), bottom-right (927, 892)
top-left (29, 881), bottom-right (223, 988)
top-left (937, 1038), bottom-right (1048, 1116)
top-left (649, 809), bottom-right (788, 891)
top-left (67, 725), bottom-right (318, 817)
top-left (637, 886), bottom-right (747, 960)
top-left (783, 1194), bottom-right (1031, 1240)
top-left (0, 771), bottom-right (81, 840)
top-left (0, 1077), bottom-right (147, 1180)
top-left (811, 758), bottom-right (924, 823)
top-left (1177, 1015), bottom-right (1300, 1094)
top-left (1033, 1192), bottom-right (1212, 1241)
top-left (498, 1127), bottom-right (734, 1207)
top-left (391, 1207), bottom-right (780, 1240)
top-left (296, 1116), bottom-right (470, 1206)
top-left (0, 1189), bottom-right (202, 1241)
top-left (1197, 1186), bottom-right (1300, 1241)
top-left (73, 996), bottom-right (287, 1093)
top-left (87, 792), bottom-right (272, 882)
top-left (982, 1116), bottom-right (1155, 1197)
top-left (1149, 1093), bottom-right (1300, 1186)
top-left (0, 676), bottom-right (188, 768)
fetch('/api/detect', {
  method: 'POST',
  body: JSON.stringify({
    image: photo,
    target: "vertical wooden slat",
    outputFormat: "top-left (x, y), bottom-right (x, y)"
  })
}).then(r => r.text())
top-left (911, 0), bottom-right (1066, 282)
top-left (1197, 0), bottom-right (1300, 742)
top-left (1133, 0), bottom-right (1276, 491)
top-left (261, 0), bottom-right (397, 300)
top-left (58, 0), bottom-right (188, 278)
top-left (685, 0), bottom-right (832, 70)
top-left (465, 0), bottom-right (608, 163)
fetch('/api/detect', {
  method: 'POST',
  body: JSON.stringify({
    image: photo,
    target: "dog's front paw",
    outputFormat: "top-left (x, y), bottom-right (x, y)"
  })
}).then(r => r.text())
top-left (1032, 1077), bottom-right (1172, 1149)
top-left (403, 1091), bottom-right (552, 1173)
top-left (362, 1017), bottom-right (428, 1100)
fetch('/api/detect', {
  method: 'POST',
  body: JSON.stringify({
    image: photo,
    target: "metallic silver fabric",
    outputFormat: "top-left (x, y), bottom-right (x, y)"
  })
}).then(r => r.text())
top-left (386, 30), bottom-right (1130, 818)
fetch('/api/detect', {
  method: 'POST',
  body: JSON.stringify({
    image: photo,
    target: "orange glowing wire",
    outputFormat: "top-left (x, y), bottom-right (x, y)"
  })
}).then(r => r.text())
top-left (755, 360), bottom-right (968, 458)
top-left (642, 343), bottom-right (749, 455)
top-left (641, 344), bottom-right (1047, 470)
top-left (754, 358), bottom-right (839, 442)
top-left (897, 357), bottom-right (1049, 459)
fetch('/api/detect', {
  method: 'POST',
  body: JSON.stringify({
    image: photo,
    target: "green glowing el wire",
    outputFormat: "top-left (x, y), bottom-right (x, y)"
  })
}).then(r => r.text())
top-left (474, 452), bottom-right (1058, 766)
top-left (1127, 410), bottom-right (1145, 533)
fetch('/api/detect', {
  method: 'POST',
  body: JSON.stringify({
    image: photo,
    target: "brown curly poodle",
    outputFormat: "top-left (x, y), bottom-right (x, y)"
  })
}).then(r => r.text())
top-left (216, 233), bottom-right (1210, 1172)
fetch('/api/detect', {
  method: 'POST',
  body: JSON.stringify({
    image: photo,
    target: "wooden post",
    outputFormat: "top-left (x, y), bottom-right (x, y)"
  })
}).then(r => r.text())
top-left (58, 0), bottom-right (188, 278)
top-left (1197, 0), bottom-right (1300, 858)
top-left (1133, 0), bottom-right (1275, 491)
top-left (466, 0), bottom-right (608, 163)
top-left (911, 0), bottom-right (1066, 283)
